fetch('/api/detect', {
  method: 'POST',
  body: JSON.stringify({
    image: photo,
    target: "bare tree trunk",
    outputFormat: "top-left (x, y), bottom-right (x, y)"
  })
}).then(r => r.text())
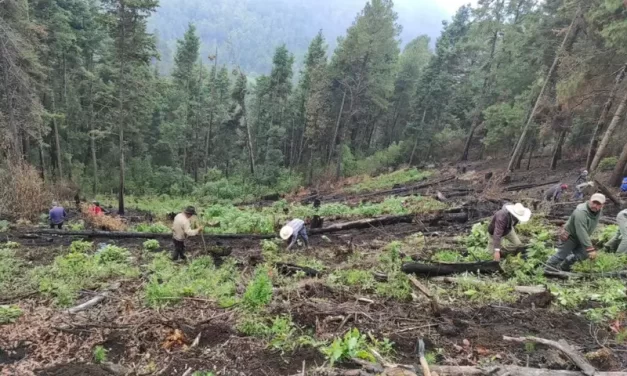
top-left (51, 93), bottom-right (63, 178)
top-left (117, 2), bottom-right (126, 216)
top-left (610, 135), bottom-right (627, 187)
top-left (591, 90), bottom-right (627, 173)
top-left (328, 91), bottom-right (346, 165)
top-left (587, 63), bottom-right (627, 170)
top-left (2, 54), bottom-right (21, 161)
top-left (550, 129), bottom-right (567, 170)
top-left (508, 6), bottom-right (582, 171)
top-left (409, 108), bottom-right (428, 165)
top-left (527, 139), bottom-right (535, 171)
top-left (242, 99), bottom-right (256, 175)
top-left (461, 1), bottom-right (503, 161)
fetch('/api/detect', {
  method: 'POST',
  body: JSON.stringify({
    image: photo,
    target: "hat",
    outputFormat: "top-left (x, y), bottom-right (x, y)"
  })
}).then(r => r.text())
top-left (280, 225), bottom-right (294, 240)
top-left (582, 170), bottom-right (588, 175)
top-left (560, 184), bottom-right (568, 190)
top-left (184, 206), bottom-right (197, 215)
top-left (590, 193), bottom-right (606, 204)
top-left (505, 203), bottom-right (532, 223)
top-left (52, 201), bottom-right (59, 207)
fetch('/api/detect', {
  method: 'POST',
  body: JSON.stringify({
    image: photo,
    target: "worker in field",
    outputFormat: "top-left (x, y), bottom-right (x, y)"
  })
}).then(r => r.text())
top-left (574, 169), bottom-right (589, 185)
top-left (546, 194), bottom-right (606, 271)
top-left (172, 206), bottom-right (202, 261)
top-left (49, 201), bottom-right (67, 229)
top-left (488, 203), bottom-right (532, 262)
top-left (89, 201), bottom-right (104, 216)
top-left (544, 183), bottom-right (568, 202)
top-left (605, 209), bottom-right (627, 254)
top-left (574, 181), bottom-right (595, 200)
top-left (280, 218), bottom-right (309, 251)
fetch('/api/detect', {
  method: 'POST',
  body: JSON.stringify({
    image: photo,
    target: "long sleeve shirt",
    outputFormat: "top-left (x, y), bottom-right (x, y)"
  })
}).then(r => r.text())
top-left (172, 213), bottom-right (199, 241)
top-left (488, 207), bottom-right (518, 250)
top-left (49, 206), bottom-right (67, 224)
top-left (564, 203), bottom-right (601, 248)
top-left (286, 219), bottom-right (308, 249)
top-left (544, 184), bottom-right (563, 201)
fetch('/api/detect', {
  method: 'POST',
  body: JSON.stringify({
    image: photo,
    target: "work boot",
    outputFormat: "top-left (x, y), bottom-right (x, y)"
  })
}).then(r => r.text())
top-left (560, 254), bottom-right (578, 272)
top-left (544, 255), bottom-right (563, 272)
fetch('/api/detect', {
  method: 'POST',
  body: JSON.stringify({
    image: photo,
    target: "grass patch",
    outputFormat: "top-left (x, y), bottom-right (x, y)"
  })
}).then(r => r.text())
top-left (572, 253), bottom-right (627, 273)
top-left (242, 266), bottom-right (273, 310)
top-left (33, 242), bottom-right (139, 306)
top-left (0, 305), bottom-right (23, 324)
top-left (134, 222), bottom-right (171, 233)
top-left (0, 248), bottom-right (30, 296)
top-left (345, 169), bottom-right (433, 194)
top-left (237, 313), bottom-right (320, 353)
top-left (144, 254), bottom-right (238, 308)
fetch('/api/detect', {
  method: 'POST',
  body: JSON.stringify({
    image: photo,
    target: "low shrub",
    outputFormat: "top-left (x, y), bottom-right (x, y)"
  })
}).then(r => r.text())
top-left (599, 157), bottom-right (618, 172)
top-left (143, 239), bottom-right (160, 251)
top-left (0, 305), bottom-right (23, 324)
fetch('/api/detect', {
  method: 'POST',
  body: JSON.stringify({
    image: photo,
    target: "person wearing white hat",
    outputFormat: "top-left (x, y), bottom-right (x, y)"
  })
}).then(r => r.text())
top-left (280, 218), bottom-right (309, 251)
top-left (546, 193), bottom-right (606, 271)
top-left (487, 203), bottom-right (532, 261)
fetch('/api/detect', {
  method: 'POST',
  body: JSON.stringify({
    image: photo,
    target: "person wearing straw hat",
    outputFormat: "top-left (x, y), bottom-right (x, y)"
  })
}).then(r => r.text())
top-left (546, 193), bottom-right (606, 271)
top-left (171, 206), bottom-right (202, 261)
top-left (488, 203), bottom-right (532, 262)
top-left (280, 218), bottom-right (309, 251)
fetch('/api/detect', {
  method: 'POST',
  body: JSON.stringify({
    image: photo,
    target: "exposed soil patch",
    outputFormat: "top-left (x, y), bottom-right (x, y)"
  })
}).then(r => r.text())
top-left (0, 342), bottom-right (30, 365)
top-left (98, 331), bottom-right (127, 363)
top-left (196, 321), bottom-right (235, 347)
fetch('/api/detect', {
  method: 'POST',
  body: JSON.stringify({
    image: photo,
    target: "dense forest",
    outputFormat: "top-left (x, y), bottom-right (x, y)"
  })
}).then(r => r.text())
top-left (2, 0), bottom-right (627, 213)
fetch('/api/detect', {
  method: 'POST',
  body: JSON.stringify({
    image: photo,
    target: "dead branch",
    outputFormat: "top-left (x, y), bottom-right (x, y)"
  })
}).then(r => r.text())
top-left (65, 292), bottom-right (109, 314)
top-left (407, 275), bottom-right (440, 313)
top-left (429, 365), bottom-right (627, 376)
top-left (503, 336), bottom-right (596, 376)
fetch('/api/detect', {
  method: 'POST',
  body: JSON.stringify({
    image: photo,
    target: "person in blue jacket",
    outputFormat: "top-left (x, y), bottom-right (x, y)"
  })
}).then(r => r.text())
top-left (621, 177), bottom-right (627, 193)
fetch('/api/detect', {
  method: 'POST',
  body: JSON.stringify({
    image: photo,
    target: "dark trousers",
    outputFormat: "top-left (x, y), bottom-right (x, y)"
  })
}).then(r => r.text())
top-left (172, 239), bottom-right (186, 261)
top-left (50, 222), bottom-right (63, 229)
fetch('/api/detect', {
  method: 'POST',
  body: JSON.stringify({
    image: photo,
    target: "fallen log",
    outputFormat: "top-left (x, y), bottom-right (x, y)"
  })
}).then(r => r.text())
top-left (309, 214), bottom-right (414, 234)
top-left (21, 229), bottom-right (274, 240)
top-left (544, 269), bottom-right (627, 279)
top-left (401, 261), bottom-right (502, 277)
top-left (275, 262), bottom-right (322, 277)
top-left (431, 276), bottom-right (546, 294)
top-left (505, 180), bottom-right (560, 192)
top-left (503, 336), bottom-right (596, 376)
top-left (594, 179), bottom-right (624, 207)
top-left (66, 292), bottom-right (109, 314)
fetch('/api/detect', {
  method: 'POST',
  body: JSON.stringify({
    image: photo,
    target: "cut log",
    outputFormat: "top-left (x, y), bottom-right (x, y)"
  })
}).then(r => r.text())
top-left (65, 292), bottom-right (109, 314)
top-left (503, 336), bottom-right (596, 376)
top-left (309, 215), bottom-right (414, 234)
top-left (506, 180), bottom-right (560, 192)
top-left (275, 262), bottom-right (321, 278)
top-left (594, 179), bottom-right (624, 207)
top-left (401, 261), bottom-right (502, 276)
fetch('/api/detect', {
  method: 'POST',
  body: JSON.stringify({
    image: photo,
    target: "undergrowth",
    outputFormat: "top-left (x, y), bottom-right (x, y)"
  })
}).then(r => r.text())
top-left (0, 305), bottom-right (23, 324)
top-left (144, 254), bottom-right (238, 307)
top-left (344, 169), bottom-right (433, 194)
top-left (242, 266), bottom-right (273, 310)
top-left (236, 313), bottom-right (321, 353)
top-left (32, 241), bottom-right (139, 306)
top-left (320, 328), bottom-right (394, 366)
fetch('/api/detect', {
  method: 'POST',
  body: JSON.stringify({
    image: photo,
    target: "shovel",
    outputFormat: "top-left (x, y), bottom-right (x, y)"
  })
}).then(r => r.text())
top-left (417, 338), bottom-right (431, 376)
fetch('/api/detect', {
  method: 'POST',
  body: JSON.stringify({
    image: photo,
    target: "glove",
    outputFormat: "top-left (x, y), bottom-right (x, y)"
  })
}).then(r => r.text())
top-left (493, 249), bottom-right (501, 262)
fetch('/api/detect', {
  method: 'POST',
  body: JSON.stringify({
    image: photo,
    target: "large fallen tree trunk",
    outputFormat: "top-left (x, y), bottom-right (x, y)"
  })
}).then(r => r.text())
top-left (401, 261), bottom-right (502, 276)
top-left (309, 214), bottom-right (414, 234)
top-left (594, 179), bottom-right (624, 207)
top-left (505, 180), bottom-right (560, 192)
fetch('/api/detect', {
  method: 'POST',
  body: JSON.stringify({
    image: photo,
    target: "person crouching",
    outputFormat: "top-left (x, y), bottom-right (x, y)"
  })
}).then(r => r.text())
top-left (280, 219), bottom-right (309, 251)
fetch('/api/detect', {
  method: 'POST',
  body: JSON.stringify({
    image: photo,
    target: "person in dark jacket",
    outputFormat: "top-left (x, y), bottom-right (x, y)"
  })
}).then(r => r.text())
top-left (488, 203), bottom-right (532, 261)
top-left (49, 201), bottom-right (67, 229)
top-left (544, 183), bottom-right (568, 202)
top-left (546, 193), bottom-right (605, 271)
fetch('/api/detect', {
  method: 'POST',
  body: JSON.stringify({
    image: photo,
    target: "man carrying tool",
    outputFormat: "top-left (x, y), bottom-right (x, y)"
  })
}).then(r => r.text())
top-left (546, 193), bottom-right (606, 271)
top-left (172, 206), bottom-right (202, 261)
top-left (544, 183), bottom-right (568, 202)
top-left (280, 218), bottom-right (309, 251)
top-left (49, 201), bottom-right (67, 229)
top-left (605, 209), bottom-right (627, 254)
top-left (488, 203), bottom-right (532, 262)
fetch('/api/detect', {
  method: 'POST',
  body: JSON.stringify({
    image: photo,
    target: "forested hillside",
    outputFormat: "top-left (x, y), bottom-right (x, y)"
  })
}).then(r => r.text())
top-left (1, 0), bottom-right (627, 214)
top-left (149, 0), bottom-right (450, 74)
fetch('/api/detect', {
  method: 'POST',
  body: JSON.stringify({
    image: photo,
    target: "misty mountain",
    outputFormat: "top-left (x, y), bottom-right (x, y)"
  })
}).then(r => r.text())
top-left (149, 0), bottom-right (454, 75)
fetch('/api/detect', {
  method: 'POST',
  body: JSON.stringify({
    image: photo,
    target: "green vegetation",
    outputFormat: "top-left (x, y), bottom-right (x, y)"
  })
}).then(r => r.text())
top-left (144, 255), bottom-right (238, 308)
top-left (0, 305), bottom-right (23, 324)
top-left (345, 169), bottom-right (433, 193)
top-left (0, 248), bottom-right (27, 295)
top-left (143, 239), bottom-right (161, 251)
top-left (242, 267), bottom-right (274, 310)
top-left (598, 157), bottom-right (618, 172)
top-left (320, 329), bottom-right (393, 366)
top-left (134, 222), bottom-right (171, 234)
top-left (34, 244), bottom-right (140, 306)
top-left (550, 278), bottom-right (627, 322)
top-left (236, 314), bottom-right (317, 353)
top-left (93, 345), bottom-right (108, 364)
top-left (70, 240), bottom-right (93, 254)
top-left (572, 253), bottom-right (627, 273)
top-left (0, 220), bottom-right (9, 232)
top-left (595, 225), bottom-right (619, 247)
top-left (192, 372), bottom-right (215, 376)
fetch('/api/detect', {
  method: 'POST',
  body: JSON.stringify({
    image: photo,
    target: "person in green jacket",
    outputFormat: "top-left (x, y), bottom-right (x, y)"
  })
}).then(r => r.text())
top-left (545, 193), bottom-right (606, 271)
top-left (605, 209), bottom-right (627, 254)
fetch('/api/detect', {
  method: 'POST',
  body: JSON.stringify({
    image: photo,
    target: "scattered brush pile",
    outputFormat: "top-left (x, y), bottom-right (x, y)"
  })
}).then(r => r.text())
top-left (0, 163), bottom-right (52, 222)
top-left (80, 203), bottom-right (127, 231)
